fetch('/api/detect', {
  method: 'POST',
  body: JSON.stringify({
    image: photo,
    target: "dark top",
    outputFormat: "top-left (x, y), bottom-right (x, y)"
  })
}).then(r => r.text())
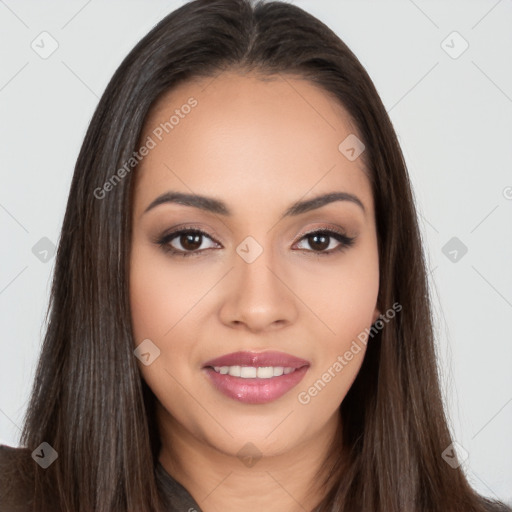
top-left (154, 458), bottom-right (203, 512)
top-left (0, 443), bottom-right (203, 512)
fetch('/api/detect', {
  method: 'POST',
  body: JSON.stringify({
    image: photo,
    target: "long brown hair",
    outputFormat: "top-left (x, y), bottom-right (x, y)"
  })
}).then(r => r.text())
top-left (15, 0), bottom-right (509, 510)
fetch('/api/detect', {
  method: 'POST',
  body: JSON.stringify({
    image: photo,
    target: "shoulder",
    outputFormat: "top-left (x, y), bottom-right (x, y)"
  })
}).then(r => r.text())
top-left (0, 444), bottom-right (35, 512)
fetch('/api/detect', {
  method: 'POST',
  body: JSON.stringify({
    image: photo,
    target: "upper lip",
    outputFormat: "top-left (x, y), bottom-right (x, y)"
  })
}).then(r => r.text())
top-left (202, 351), bottom-right (310, 369)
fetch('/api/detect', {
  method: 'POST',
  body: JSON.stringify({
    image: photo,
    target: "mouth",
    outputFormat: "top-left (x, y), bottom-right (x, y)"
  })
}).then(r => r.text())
top-left (201, 350), bottom-right (310, 404)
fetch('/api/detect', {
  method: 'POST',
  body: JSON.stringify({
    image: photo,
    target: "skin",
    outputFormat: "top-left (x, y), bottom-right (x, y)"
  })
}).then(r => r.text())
top-left (130, 71), bottom-right (381, 512)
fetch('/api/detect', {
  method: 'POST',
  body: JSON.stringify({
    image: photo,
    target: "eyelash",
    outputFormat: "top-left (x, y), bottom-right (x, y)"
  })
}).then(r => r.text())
top-left (155, 225), bottom-right (356, 258)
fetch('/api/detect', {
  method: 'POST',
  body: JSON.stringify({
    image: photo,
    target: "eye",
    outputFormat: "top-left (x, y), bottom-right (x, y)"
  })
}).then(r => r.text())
top-left (156, 228), bottom-right (220, 257)
top-left (294, 229), bottom-right (356, 256)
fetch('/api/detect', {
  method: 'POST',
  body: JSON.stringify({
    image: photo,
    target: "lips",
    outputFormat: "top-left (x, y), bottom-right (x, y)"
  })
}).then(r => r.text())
top-left (202, 350), bottom-right (310, 370)
top-left (201, 351), bottom-right (311, 404)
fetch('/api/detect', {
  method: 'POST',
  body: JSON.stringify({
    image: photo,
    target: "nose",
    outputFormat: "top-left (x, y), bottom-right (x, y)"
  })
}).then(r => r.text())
top-left (218, 247), bottom-right (299, 333)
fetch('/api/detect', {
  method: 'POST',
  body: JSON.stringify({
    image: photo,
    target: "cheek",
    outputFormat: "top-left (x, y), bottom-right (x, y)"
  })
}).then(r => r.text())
top-left (297, 243), bottom-right (379, 337)
top-left (129, 246), bottom-right (195, 404)
top-left (129, 243), bottom-right (207, 342)
top-left (130, 257), bottom-right (169, 341)
top-left (296, 247), bottom-right (378, 404)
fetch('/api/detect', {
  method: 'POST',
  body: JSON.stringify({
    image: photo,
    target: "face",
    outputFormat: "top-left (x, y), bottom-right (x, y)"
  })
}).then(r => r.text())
top-left (129, 71), bottom-right (380, 462)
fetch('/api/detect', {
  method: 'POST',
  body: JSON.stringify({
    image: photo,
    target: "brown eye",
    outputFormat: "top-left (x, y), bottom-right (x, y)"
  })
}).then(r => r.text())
top-left (157, 229), bottom-right (219, 256)
top-left (307, 233), bottom-right (330, 251)
top-left (179, 232), bottom-right (203, 251)
top-left (294, 229), bottom-right (356, 255)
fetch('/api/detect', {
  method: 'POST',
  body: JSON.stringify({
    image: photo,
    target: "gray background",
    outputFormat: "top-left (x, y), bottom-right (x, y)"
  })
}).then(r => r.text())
top-left (1, 0), bottom-right (511, 503)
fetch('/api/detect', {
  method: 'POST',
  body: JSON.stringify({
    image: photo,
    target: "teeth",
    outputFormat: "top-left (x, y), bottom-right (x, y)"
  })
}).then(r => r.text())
top-left (212, 365), bottom-right (296, 378)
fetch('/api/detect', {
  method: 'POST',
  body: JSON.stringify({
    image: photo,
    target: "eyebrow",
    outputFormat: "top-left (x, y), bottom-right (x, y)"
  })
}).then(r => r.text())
top-left (143, 190), bottom-right (366, 218)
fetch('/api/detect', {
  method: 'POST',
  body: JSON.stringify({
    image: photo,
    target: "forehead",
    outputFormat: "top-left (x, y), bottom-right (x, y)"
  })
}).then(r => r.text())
top-left (133, 71), bottom-right (373, 219)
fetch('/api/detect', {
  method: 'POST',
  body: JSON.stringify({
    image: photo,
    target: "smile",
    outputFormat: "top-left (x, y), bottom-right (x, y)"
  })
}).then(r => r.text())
top-left (210, 365), bottom-right (297, 378)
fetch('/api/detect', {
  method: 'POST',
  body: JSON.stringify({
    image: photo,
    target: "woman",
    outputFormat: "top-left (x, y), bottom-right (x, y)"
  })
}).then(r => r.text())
top-left (0, 0), bottom-right (509, 511)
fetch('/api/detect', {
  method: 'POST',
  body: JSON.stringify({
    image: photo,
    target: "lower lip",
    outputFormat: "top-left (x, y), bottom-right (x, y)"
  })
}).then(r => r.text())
top-left (203, 366), bottom-right (309, 404)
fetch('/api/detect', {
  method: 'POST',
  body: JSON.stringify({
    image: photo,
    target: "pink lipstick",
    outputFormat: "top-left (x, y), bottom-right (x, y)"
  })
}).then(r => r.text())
top-left (202, 350), bottom-right (310, 404)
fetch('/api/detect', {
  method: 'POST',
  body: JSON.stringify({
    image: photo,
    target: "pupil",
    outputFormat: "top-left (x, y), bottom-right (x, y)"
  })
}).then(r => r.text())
top-left (310, 234), bottom-right (328, 251)
top-left (182, 233), bottom-right (201, 250)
